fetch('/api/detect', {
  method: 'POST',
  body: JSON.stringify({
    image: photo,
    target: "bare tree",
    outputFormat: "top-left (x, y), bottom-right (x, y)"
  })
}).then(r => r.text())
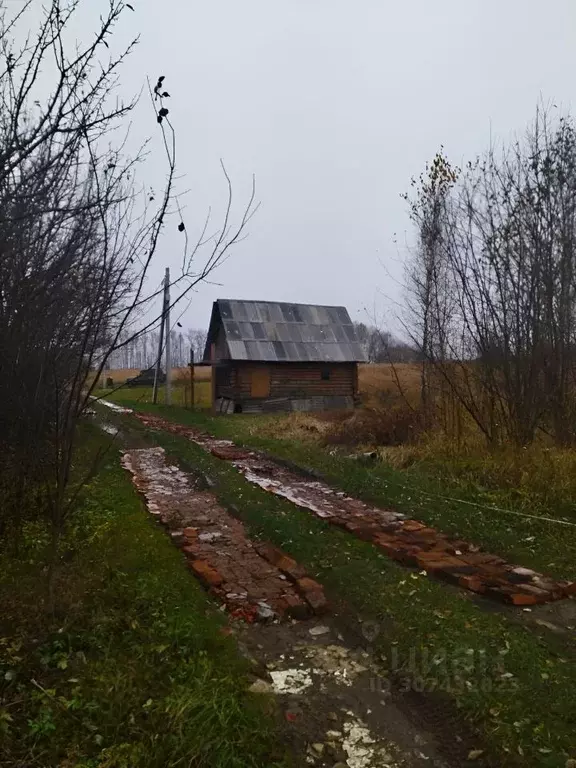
top-left (402, 150), bottom-right (459, 425)
top-left (403, 108), bottom-right (576, 447)
top-left (187, 327), bottom-right (208, 363)
top-left (0, 1), bottom-right (256, 587)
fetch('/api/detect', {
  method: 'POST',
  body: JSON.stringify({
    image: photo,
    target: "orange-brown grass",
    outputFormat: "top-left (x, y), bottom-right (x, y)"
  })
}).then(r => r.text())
top-left (358, 363), bottom-right (421, 408)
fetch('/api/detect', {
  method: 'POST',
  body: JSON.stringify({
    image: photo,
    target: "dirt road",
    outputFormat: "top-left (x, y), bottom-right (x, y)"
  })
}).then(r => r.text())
top-left (105, 410), bottom-right (494, 768)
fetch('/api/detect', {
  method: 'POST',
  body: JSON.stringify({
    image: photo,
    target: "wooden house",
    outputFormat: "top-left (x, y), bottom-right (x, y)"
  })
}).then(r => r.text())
top-left (203, 299), bottom-right (367, 413)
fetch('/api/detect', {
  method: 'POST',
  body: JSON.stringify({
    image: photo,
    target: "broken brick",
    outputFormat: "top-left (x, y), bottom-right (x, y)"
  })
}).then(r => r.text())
top-left (211, 446), bottom-right (251, 461)
top-left (443, 564), bottom-right (478, 576)
top-left (181, 545), bottom-right (198, 558)
top-left (400, 520), bottom-right (426, 532)
top-left (276, 555), bottom-right (307, 581)
top-left (509, 593), bottom-right (539, 606)
top-left (255, 542), bottom-right (287, 565)
top-left (189, 559), bottom-right (223, 587)
top-left (458, 575), bottom-right (486, 593)
top-left (296, 576), bottom-right (323, 594)
top-left (303, 589), bottom-right (328, 614)
top-left (254, 544), bottom-right (307, 581)
top-left (278, 594), bottom-right (310, 619)
top-left (465, 553), bottom-right (507, 568)
top-left (416, 552), bottom-right (466, 570)
top-left (516, 584), bottom-right (550, 599)
top-left (127, 418), bottom-right (571, 610)
top-left (344, 522), bottom-right (379, 541)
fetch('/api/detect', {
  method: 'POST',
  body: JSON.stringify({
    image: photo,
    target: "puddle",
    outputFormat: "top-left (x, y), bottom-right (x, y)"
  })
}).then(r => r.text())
top-left (95, 398), bottom-right (133, 414)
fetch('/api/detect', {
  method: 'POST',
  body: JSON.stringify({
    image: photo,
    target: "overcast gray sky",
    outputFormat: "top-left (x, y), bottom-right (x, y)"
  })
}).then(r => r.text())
top-left (70, 1), bottom-right (576, 332)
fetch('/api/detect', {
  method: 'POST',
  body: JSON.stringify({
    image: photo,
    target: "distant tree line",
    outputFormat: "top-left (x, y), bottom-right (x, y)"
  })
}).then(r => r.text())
top-left (106, 322), bottom-right (417, 370)
top-left (105, 328), bottom-right (207, 370)
top-left (404, 107), bottom-right (576, 446)
top-left (353, 323), bottom-right (420, 363)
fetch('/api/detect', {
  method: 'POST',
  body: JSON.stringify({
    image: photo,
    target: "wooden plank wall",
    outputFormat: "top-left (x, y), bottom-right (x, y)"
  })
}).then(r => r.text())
top-left (231, 362), bottom-right (356, 399)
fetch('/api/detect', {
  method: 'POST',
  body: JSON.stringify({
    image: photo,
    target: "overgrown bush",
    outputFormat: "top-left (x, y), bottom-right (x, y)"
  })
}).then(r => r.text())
top-left (322, 404), bottom-right (425, 448)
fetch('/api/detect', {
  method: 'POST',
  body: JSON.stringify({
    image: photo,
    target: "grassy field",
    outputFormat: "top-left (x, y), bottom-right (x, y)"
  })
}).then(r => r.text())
top-left (98, 366), bottom-right (212, 386)
top-left (0, 425), bottom-right (285, 768)
top-left (99, 366), bottom-right (212, 409)
top-left (99, 362), bottom-right (421, 412)
top-left (100, 363), bottom-right (422, 411)
top-left (107, 401), bottom-right (576, 768)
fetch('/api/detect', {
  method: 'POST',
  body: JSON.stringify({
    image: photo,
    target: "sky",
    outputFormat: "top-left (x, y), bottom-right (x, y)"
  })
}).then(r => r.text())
top-left (22, 0), bottom-right (576, 334)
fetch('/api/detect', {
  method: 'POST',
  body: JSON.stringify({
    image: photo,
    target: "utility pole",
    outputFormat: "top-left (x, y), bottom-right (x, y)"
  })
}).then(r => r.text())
top-left (189, 347), bottom-right (195, 409)
top-left (165, 267), bottom-right (172, 405)
top-left (152, 268), bottom-right (170, 405)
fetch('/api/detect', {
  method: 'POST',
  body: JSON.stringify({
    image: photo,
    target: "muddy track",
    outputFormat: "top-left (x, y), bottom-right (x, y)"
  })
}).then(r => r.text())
top-left (130, 410), bottom-right (575, 608)
top-left (121, 446), bottom-right (327, 621)
top-left (108, 417), bottom-right (495, 768)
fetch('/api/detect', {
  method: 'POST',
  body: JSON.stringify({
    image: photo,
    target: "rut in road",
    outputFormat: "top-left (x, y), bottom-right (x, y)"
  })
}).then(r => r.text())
top-left (131, 409), bottom-right (575, 608)
top-left (117, 434), bottom-right (491, 768)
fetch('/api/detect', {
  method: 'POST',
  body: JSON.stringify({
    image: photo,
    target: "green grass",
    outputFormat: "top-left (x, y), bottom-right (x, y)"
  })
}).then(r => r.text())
top-left (104, 401), bottom-right (576, 767)
top-left (0, 425), bottom-right (285, 768)
top-left (100, 382), bottom-right (212, 409)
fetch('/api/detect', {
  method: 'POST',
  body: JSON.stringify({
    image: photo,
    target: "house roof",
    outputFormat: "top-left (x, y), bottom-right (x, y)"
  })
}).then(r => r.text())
top-left (204, 299), bottom-right (367, 363)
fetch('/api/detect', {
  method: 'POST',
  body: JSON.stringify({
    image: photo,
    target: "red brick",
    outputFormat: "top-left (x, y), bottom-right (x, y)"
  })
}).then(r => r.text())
top-left (401, 520), bottom-right (426, 532)
top-left (183, 527), bottom-right (198, 539)
top-left (189, 559), bottom-right (223, 587)
top-left (516, 584), bottom-right (550, 600)
top-left (211, 446), bottom-right (251, 461)
top-left (394, 547), bottom-right (419, 566)
top-left (254, 542), bottom-right (287, 566)
top-left (427, 539), bottom-right (453, 553)
top-left (181, 545), bottom-right (199, 558)
top-left (297, 576), bottom-right (323, 594)
top-left (458, 575), bottom-right (486, 593)
top-left (474, 563), bottom-right (509, 578)
top-left (374, 540), bottom-right (407, 562)
top-left (509, 593), bottom-right (539, 606)
top-left (277, 594), bottom-right (310, 619)
top-left (275, 555), bottom-right (307, 581)
top-left (417, 527), bottom-right (438, 538)
top-left (416, 559), bottom-right (446, 572)
top-left (344, 522), bottom-right (379, 541)
top-left (253, 544), bottom-right (307, 580)
top-left (463, 553), bottom-right (506, 567)
top-left (416, 552), bottom-right (466, 570)
top-left (303, 589), bottom-right (328, 614)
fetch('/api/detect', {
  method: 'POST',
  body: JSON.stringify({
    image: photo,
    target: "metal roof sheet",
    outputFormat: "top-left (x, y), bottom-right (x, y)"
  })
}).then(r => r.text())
top-left (207, 299), bottom-right (367, 362)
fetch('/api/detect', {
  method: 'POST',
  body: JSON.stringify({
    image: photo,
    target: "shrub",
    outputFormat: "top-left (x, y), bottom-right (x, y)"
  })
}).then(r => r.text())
top-left (323, 404), bottom-right (425, 448)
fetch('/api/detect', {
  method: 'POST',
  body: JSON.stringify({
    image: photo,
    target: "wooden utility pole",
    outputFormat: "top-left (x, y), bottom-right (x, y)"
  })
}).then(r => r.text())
top-left (152, 268), bottom-right (170, 405)
top-left (165, 267), bottom-right (172, 405)
top-left (189, 347), bottom-right (195, 409)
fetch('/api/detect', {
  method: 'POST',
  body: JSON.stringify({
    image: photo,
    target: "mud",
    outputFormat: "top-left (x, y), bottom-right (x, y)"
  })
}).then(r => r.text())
top-left (130, 410), bottom-right (575, 608)
top-left (121, 446), bottom-right (327, 621)
top-left (108, 413), bottom-right (494, 768)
